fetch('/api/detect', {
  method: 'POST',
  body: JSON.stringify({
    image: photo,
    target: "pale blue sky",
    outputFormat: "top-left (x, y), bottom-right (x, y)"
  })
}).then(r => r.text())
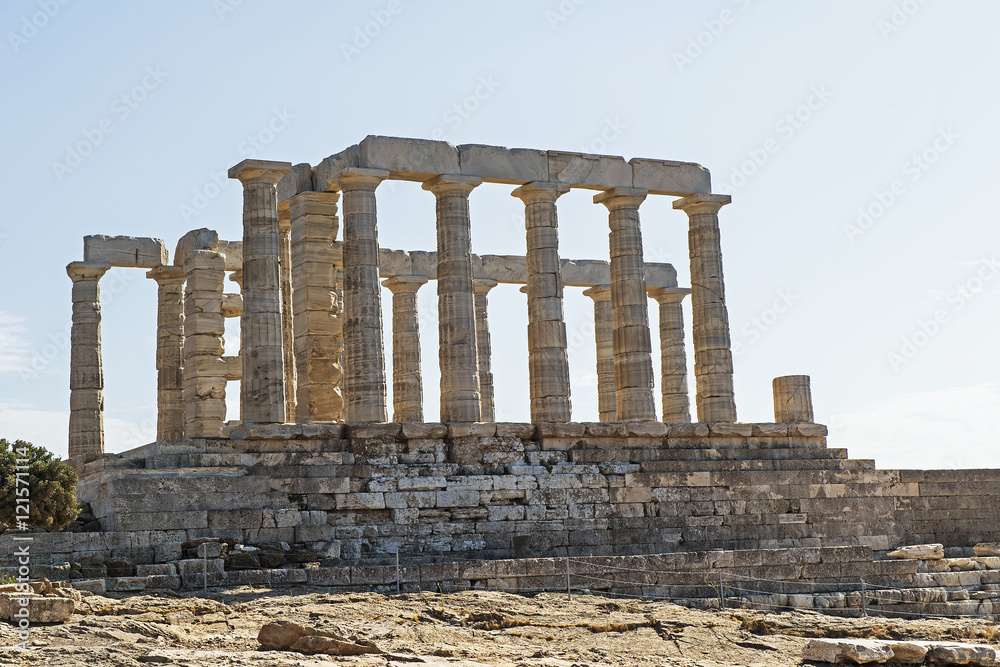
top-left (2, 1), bottom-right (998, 469)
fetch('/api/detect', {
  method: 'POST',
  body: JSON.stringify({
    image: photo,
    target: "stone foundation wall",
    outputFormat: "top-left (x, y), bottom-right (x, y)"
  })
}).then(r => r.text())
top-left (62, 423), bottom-right (1000, 563)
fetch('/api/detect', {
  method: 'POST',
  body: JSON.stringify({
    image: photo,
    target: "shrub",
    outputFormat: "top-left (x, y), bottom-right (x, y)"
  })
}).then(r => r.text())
top-left (0, 440), bottom-right (79, 531)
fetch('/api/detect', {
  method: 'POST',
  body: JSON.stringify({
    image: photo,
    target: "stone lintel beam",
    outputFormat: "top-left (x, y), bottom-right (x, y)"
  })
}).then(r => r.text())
top-left (84, 235), bottom-right (168, 268)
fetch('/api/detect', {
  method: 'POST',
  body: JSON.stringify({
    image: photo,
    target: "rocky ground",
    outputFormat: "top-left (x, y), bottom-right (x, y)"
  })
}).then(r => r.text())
top-left (1, 586), bottom-right (999, 666)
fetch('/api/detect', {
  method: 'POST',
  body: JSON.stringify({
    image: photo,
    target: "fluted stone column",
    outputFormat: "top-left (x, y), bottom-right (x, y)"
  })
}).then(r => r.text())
top-left (512, 182), bottom-right (572, 423)
top-left (67, 261), bottom-right (111, 458)
top-left (423, 174), bottom-right (483, 424)
top-left (773, 375), bottom-right (814, 423)
top-left (583, 285), bottom-right (616, 422)
top-left (183, 250), bottom-right (227, 437)
top-left (290, 192), bottom-right (344, 423)
top-left (333, 168), bottom-right (389, 423)
top-left (594, 187), bottom-right (656, 422)
top-left (229, 159), bottom-right (292, 424)
top-left (648, 287), bottom-right (692, 423)
top-left (673, 194), bottom-right (736, 422)
top-left (473, 279), bottom-right (498, 422)
top-left (278, 210), bottom-right (297, 421)
top-left (383, 275), bottom-right (428, 422)
top-left (147, 265), bottom-right (186, 440)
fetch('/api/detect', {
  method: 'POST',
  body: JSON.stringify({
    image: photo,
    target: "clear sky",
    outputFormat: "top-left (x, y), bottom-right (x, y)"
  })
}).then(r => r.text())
top-left (2, 1), bottom-right (998, 470)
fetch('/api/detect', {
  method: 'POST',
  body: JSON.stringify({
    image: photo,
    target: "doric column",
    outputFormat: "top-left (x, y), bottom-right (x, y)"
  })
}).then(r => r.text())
top-left (423, 174), bottom-right (483, 423)
top-left (594, 187), bottom-right (656, 422)
top-left (147, 265), bottom-right (186, 439)
top-left (183, 250), bottom-right (228, 437)
top-left (67, 261), bottom-right (111, 458)
top-left (647, 287), bottom-right (692, 423)
top-left (332, 168), bottom-right (389, 423)
top-left (512, 182), bottom-right (572, 423)
top-left (672, 194), bottom-right (736, 422)
top-left (290, 192), bottom-right (344, 423)
top-left (383, 275), bottom-right (429, 423)
top-left (773, 375), bottom-right (814, 423)
top-left (278, 209), bottom-right (297, 421)
top-left (473, 279), bottom-right (498, 422)
top-left (583, 285), bottom-right (616, 422)
top-left (229, 159), bottom-right (292, 424)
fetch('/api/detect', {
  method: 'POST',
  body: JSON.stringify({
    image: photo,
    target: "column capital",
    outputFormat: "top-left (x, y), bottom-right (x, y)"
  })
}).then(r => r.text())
top-left (67, 261), bottom-right (111, 282)
top-left (672, 193), bottom-right (732, 215)
top-left (228, 159), bottom-right (292, 185)
top-left (593, 186), bottom-right (647, 209)
top-left (422, 174), bottom-right (482, 196)
top-left (511, 181), bottom-right (569, 203)
top-left (647, 286), bottom-right (691, 304)
top-left (382, 274), bottom-right (429, 293)
top-left (582, 284), bottom-right (612, 301)
top-left (146, 264), bottom-right (186, 282)
top-left (229, 269), bottom-right (243, 288)
top-left (330, 167), bottom-right (390, 191)
top-left (473, 278), bottom-right (499, 294)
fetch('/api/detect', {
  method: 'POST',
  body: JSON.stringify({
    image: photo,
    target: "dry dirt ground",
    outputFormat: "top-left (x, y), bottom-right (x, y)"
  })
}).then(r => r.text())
top-left (1, 587), bottom-right (999, 666)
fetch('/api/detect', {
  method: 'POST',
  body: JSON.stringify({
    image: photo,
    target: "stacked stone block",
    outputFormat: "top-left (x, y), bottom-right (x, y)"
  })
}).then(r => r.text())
top-left (182, 250), bottom-right (227, 436)
top-left (67, 261), bottom-right (111, 458)
top-left (147, 265), bottom-right (186, 439)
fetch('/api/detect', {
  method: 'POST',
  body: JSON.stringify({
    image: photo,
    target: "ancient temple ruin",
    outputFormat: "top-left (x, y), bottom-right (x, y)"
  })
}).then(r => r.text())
top-left (59, 137), bottom-right (1000, 569)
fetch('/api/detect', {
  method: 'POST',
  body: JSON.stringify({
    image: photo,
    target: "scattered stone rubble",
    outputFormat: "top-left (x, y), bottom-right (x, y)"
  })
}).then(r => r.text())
top-left (802, 638), bottom-right (997, 665)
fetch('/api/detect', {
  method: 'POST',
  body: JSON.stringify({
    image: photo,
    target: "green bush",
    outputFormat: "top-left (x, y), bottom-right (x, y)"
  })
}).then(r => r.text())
top-left (0, 440), bottom-right (79, 531)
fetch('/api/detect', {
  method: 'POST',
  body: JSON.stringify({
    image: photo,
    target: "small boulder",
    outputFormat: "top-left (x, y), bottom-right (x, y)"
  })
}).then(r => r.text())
top-left (887, 544), bottom-right (944, 560)
top-left (258, 621), bottom-right (382, 656)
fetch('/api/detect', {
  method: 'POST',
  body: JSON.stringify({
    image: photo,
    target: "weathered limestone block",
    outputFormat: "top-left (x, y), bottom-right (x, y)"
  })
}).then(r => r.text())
top-left (291, 191), bottom-right (344, 423)
top-left (332, 168), bottom-right (390, 423)
top-left (673, 194), bottom-right (736, 423)
top-left (279, 210), bottom-right (297, 421)
top-left (0, 593), bottom-right (75, 623)
top-left (361, 135), bottom-right (460, 181)
top-left (276, 162), bottom-right (313, 203)
top-left (84, 235), bottom-right (168, 267)
top-left (975, 543), bottom-right (1000, 557)
top-left (801, 639), bottom-right (895, 664)
top-left (888, 544), bottom-right (944, 560)
top-left (594, 187), bottom-right (656, 422)
top-left (229, 159), bottom-right (292, 424)
top-left (773, 375), bottom-right (814, 423)
top-left (67, 261), bottom-right (112, 458)
top-left (424, 174), bottom-right (483, 423)
top-left (458, 144), bottom-right (547, 183)
top-left (629, 157), bottom-right (711, 196)
top-left (173, 228), bottom-right (219, 268)
top-left (549, 151), bottom-right (631, 190)
top-left (383, 275), bottom-right (428, 422)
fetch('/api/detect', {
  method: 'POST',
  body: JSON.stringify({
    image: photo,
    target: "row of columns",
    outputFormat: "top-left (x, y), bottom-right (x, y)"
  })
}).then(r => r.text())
top-left (66, 165), bottom-right (739, 456)
top-left (225, 165), bottom-right (740, 428)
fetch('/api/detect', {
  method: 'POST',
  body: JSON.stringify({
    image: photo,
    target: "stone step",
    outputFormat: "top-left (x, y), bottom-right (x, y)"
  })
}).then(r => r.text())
top-left (143, 450), bottom-right (355, 469)
top-left (574, 437), bottom-right (827, 451)
top-left (109, 466), bottom-right (246, 478)
top-left (569, 447), bottom-right (848, 464)
top-left (638, 458), bottom-right (876, 472)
